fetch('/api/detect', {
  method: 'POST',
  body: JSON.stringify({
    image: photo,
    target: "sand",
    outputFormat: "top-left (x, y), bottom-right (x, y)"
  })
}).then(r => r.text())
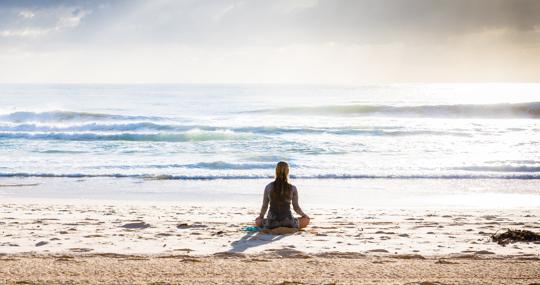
top-left (1, 201), bottom-right (539, 256)
top-left (0, 200), bottom-right (539, 284)
top-left (1, 254), bottom-right (540, 285)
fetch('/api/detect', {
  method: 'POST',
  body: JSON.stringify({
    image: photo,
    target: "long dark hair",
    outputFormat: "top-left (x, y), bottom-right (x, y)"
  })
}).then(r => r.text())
top-left (271, 161), bottom-right (292, 201)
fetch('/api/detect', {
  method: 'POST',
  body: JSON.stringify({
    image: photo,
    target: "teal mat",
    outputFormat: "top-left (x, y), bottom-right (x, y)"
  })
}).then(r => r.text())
top-left (241, 226), bottom-right (261, 232)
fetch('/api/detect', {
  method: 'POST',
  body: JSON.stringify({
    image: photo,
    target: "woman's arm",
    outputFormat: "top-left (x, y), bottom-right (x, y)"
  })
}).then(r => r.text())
top-left (291, 185), bottom-right (308, 217)
top-left (258, 184), bottom-right (271, 218)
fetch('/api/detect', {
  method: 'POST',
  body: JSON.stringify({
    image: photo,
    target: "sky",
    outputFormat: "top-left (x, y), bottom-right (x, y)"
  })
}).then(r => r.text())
top-left (0, 0), bottom-right (539, 84)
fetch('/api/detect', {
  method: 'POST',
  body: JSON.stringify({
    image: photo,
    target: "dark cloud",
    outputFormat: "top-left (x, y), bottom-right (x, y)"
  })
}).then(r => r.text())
top-left (303, 0), bottom-right (540, 42)
top-left (1, 0), bottom-right (539, 47)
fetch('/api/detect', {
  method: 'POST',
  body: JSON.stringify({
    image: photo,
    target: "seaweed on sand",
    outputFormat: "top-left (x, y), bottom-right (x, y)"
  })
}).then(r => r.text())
top-left (491, 229), bottom-right (540, 246)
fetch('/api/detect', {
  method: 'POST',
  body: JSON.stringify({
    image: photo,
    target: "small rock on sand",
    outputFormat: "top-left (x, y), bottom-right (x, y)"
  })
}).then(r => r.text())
top-left (367, 249), bottom-right (389, 253)
top-left (121, 222), bottom-right (150, 229)
top-left (35, 241), bottom-right (48, 247)
top-left (475, 250), bottom-right (495, 255)
top-left (177, 223), bottom-right (207, 229)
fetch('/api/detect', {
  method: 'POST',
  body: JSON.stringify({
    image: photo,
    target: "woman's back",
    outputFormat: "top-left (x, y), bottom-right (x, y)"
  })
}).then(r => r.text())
top-left (268, 181), bottom-right (293, 220)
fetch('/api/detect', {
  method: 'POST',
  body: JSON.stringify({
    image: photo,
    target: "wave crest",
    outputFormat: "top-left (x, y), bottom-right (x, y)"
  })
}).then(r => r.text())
top-left (454, 165), bottom-right (540, 173)
top-left (0, 173), bottom-right (538, 180)
top-left (0, 123), bottom-right (472, 137)
top-left (0, 130), bottom-right (253, 142)
top-left (0, 111), bottom-right (164, 122)
top-left (248, 102), bottom-right (540, 118)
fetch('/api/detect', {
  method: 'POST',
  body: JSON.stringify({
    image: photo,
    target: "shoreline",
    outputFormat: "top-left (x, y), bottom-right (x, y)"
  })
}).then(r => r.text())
top-left (1, 177), bottom-right (540, 209)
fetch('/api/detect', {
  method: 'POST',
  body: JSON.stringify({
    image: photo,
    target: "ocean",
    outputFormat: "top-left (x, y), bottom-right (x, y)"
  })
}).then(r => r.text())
top-left (0, 83), bottom-right (539, 207)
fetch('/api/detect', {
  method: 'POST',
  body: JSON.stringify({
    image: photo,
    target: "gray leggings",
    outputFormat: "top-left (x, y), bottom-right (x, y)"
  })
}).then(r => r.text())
top-left (263, 212), bottom-right (299, 229)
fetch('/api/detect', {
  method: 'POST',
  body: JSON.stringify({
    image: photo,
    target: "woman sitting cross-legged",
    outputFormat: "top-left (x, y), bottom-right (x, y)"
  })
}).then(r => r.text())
top-left (255, 161), bottom-right (310, 229)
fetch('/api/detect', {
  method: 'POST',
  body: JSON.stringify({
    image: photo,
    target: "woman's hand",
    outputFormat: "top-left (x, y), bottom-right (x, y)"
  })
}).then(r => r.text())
top-left (299, 215), bottom-right (310, 229)
top-left (255, 217), bottom-right (263, 227)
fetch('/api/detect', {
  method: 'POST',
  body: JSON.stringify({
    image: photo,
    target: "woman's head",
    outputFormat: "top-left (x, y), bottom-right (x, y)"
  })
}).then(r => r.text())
top-left (275, 161), bottom-right (289, 181)
top-left (272, 161), bottom-right (291, 200)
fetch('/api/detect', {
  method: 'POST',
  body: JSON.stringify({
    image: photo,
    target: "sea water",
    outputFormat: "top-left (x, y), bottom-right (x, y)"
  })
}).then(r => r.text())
top-left (0, 83), bottom-right (539, 207)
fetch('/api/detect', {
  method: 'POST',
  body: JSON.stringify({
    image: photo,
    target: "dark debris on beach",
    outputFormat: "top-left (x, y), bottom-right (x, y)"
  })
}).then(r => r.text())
top-left (491, 229), bottom-right (540, 246)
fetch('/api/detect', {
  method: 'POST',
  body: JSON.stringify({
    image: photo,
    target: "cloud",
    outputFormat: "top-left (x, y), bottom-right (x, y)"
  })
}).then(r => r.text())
top-left (0, 4), bottom-right (89, 39)
top-left (93, 0), bottom-right (540, 45)
top-left (0, 28), bottom-right (48, 38)
top-left (1, 0), bottom-right (539, 45)
top-left (18, 10), bottom-right (34, 19)
top-left (0, 0), bottom-right (539, 83)
top-left (70, 0), bottom-right (535, 46)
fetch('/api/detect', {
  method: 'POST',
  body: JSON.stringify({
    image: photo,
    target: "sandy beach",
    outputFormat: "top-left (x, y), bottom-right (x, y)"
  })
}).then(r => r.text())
top-left (1, 198), bottom-right (539, 284)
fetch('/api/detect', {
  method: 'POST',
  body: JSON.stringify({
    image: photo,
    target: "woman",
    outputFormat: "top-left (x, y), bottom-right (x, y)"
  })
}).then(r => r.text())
top-left (255, 161), bottom-right (310, 229)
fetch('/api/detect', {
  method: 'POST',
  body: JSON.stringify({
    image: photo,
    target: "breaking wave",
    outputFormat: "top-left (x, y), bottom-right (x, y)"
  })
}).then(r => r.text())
top-left (454, 165), bottom-right (540, 173)
top-left (0, 130), bottom-right (253, 142)
top-left (86, 161), bottom-right (277, 170)
top-left (0, 111), bottom-right (165, 122)
top-left (248, 102), bottom-right (540, 118)
top-left (0, 123), bottom-right (472, 137)
top-left (0, 172), bottom-right (538, 180)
